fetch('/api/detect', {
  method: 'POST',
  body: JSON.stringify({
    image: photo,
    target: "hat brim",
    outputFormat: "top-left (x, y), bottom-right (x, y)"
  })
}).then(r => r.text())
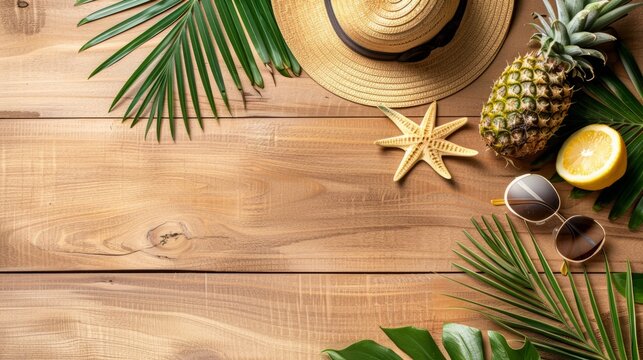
top-left (273, 0), bottom-right (514, 108)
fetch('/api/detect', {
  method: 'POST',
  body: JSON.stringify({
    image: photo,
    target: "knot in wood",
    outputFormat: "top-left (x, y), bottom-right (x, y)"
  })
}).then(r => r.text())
top-left (145, 221), bottom-right (192, 259)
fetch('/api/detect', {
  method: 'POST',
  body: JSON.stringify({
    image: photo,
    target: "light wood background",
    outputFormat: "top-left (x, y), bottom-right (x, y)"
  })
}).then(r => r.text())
top-left (0, 0), bottom-right (641, 359)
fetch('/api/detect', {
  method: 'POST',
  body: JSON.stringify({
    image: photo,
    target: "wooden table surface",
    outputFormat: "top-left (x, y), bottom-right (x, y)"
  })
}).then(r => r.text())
top-left (0, 1), bottom-right (641, 359)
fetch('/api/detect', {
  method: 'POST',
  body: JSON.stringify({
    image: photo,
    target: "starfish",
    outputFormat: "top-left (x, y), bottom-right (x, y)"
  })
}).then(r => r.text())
top-left (375, 102), bottom-right (478, 181)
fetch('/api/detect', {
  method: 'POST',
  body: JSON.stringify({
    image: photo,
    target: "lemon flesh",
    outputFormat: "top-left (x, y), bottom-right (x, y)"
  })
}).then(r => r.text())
top-left (556, 124), bottom-right (627, 191)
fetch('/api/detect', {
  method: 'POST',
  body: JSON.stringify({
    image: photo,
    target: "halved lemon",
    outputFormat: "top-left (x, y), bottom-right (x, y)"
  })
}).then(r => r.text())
top-left (556, 124), bottom-right (627, 191)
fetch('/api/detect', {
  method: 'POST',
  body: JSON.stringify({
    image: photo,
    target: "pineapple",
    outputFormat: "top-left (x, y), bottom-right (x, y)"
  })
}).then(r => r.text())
top-left (480, 0), bottom-right (640, 158)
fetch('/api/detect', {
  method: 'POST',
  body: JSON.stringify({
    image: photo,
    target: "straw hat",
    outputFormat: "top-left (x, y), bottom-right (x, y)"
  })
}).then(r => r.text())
top-left (272, 0), bottom-right (514, 107)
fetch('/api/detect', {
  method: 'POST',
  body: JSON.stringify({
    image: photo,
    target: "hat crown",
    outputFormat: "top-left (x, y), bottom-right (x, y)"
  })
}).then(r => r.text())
top-left (331, 0), bottom-right (460, 54)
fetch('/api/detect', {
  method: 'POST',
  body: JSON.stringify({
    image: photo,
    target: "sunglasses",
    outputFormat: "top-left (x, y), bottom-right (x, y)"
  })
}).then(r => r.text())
top-left (491, 174), bottom-right (606, 264)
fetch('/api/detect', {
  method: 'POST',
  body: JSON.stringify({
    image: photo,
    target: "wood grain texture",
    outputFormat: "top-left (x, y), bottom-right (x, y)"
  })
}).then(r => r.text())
top-left (0, 1), bottom-right (639, 121)
top-left (0, 118), bottom-right (640, 272)
top-left (1, 273), bottom-right (640, 359)
top-left (2, 1), bottom-right (642, 358)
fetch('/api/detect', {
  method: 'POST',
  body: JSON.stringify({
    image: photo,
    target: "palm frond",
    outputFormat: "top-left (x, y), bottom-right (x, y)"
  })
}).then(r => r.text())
top-left (533, 41), bottom-right (643, 230)
top-left (77, 0), bottom-right (300, 140)
top-left (452, 214), bottom-right (640, 360)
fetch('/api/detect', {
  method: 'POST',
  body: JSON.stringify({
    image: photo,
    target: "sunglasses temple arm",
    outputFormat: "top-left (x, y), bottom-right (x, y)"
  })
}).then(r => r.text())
top-left (490, 199), bottom-right (505, 206)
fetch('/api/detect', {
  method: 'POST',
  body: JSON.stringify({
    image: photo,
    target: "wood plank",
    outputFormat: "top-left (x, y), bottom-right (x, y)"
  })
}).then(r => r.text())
top-left (0, 273), bottom-right (639, 359)
top-left (0, 1), bottom-right (640, 120)
top-left (0, 118), bottom-right (639, 272)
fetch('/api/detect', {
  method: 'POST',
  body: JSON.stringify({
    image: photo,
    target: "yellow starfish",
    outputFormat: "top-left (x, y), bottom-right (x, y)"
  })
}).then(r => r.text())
top-left (375, 102), bottom-right (478, 181)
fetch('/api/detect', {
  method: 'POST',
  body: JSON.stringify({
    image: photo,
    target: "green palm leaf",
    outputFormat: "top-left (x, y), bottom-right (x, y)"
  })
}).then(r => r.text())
top-left (322, 215), bottom-right (639, 360)
top-left (534, 41), bottom-right (643, 230)
top-left (77, 0), bottom-right (300, 140)
top-left (452, 215), bottom-right (640, 360)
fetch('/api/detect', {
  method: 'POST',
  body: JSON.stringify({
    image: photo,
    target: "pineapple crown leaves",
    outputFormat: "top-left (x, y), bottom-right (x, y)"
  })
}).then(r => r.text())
top-left (531, 0), bottom-right (642, 80)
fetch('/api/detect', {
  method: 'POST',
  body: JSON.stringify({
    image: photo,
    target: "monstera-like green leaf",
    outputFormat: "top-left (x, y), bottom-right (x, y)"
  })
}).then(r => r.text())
top-left (613, 272), bottom-right (643, 304)
top-left (441, 324), bottom-right (484, 360)
top-left (488, 331), bottom-right (540, 360)
top-left (77, 0), bottom-right (300, 141)
top-left (382, 326), bottom-right (446, 360)
top-left (323, 324), bottom-right (540, 360)
top-left (324, 340), bottom-right (403, 360)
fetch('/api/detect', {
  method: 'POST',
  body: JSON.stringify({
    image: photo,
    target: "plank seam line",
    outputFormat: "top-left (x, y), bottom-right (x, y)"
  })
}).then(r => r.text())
top-left (0, 115), bottom-right (479, 120)
top-left (0, 270), bottom-right (612, 275)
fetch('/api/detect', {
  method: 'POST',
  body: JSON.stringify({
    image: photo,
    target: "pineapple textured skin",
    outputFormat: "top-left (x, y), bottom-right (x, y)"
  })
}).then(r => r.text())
top-left (478, 0), bottom-right (641, 158)
top-left (480, 53), bottom-right (572, 158)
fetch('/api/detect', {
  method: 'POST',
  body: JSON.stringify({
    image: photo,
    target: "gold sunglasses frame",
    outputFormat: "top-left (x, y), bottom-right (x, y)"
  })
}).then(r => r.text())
top-left (492, 173), bottom-right (606, 264)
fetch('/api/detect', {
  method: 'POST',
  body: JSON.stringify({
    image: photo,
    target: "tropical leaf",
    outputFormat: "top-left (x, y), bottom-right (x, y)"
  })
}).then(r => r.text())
top-left (442, 324), bottom-right (484, 360)
top-left (324, 340), bottom-right (403, 360)
top-left (613, 272), bottom-right (643, 304)
top-left (382, 326), bottom-right (446, 360)
top-left (617, 41), bottom-right (643, 99)
top-left (627, 263), bottom-right (641, 360)
top-left (77, 0), bottom-right (300, 140)
top-left (324, 324), bottom-right (540, 360)
top-left (488, 330), bottom-right (541, 360)
top-left (570, 187), bottom-right (592, 199)
top-left (451, 214), bottom-right (640, 360)
top-left (533, 41), bottom-right (643, 230)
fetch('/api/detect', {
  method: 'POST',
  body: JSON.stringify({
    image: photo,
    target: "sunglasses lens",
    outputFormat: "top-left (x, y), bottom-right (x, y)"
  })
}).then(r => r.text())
top-left (555, 216), bottom-right (605, 262)
top-left (506, 175), bottom-right (560, 222)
